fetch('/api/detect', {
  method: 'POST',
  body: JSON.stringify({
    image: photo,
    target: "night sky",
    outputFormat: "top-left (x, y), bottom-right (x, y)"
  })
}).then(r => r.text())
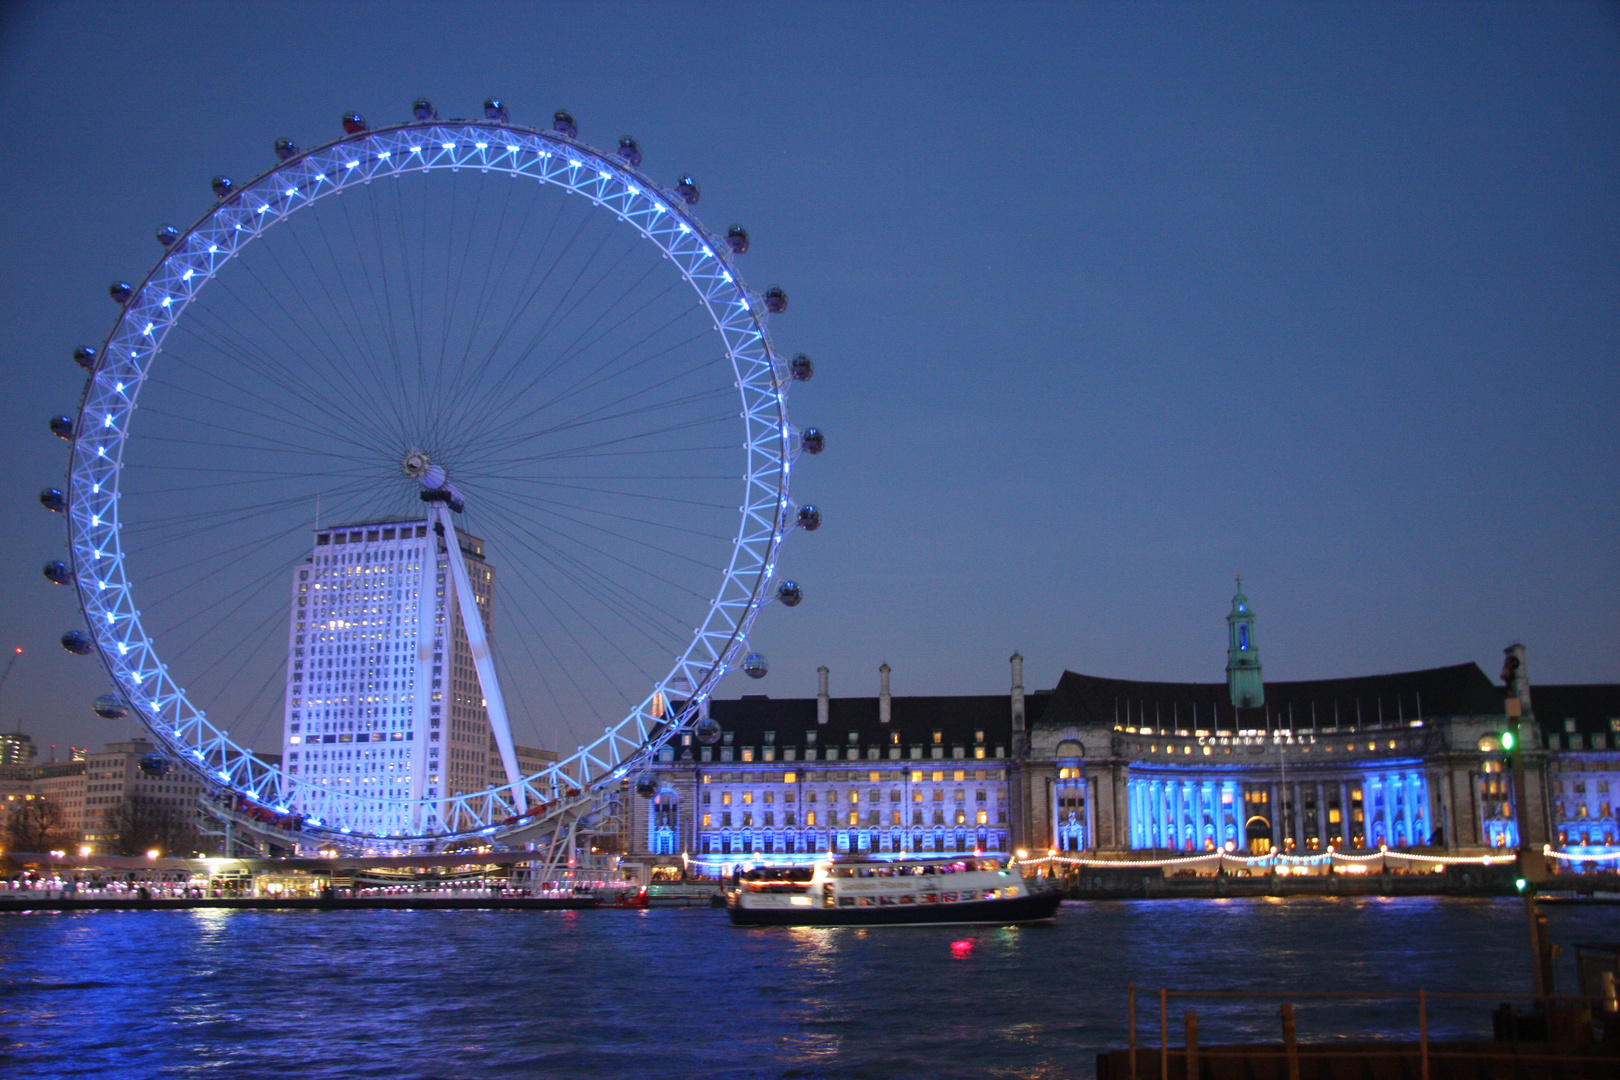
top-left (1, 2), bottom-right (1614, 756)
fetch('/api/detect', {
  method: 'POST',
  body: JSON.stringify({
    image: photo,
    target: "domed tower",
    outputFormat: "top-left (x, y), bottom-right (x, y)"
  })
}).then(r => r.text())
top-left (1226, 576), bottom-right (1264, 709)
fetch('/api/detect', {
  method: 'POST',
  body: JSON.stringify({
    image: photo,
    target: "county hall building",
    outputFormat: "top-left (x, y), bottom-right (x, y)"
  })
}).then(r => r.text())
top-left (624, 585), bottom-right (1619, 874)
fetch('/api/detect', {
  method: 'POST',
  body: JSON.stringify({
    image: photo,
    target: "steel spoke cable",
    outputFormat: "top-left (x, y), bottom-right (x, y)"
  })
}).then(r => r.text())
top-left (210, 239), bottom-right (406, 438)
top-left (470, 499), bottom-right (704, 638)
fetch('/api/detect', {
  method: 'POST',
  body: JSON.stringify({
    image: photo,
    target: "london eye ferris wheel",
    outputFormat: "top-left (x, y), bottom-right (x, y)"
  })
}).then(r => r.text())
top-left (42, 98), bottom-right (825, 853)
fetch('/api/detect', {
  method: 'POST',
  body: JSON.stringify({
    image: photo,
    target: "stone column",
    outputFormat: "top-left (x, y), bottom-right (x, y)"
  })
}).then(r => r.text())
top-left (1339, 780), bottom-right (1352, 847)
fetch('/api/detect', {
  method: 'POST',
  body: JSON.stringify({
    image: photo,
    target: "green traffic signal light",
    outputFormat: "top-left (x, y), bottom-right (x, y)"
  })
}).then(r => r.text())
top-left (1515, 877), bottom-right (1528, 892)
top-left (1501, 731), bottom-right (1516, 752)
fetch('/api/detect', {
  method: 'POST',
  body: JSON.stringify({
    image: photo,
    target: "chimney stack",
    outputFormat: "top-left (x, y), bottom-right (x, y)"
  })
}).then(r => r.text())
top-left (879, 663), bottom-right (892, 724)
top-left (1010, 652), bottom-right (1026, 732)
top-left (817, 665), bottom-right (830, 725)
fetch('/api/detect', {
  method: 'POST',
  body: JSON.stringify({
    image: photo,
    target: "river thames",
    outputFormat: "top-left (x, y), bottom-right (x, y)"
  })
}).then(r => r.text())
top-left (0, 896), bottom-right (1609, 1079)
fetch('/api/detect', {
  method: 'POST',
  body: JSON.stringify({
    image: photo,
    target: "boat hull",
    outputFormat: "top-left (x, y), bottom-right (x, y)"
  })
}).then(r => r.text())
top-left (730, 889), bottom-right (1062, 927)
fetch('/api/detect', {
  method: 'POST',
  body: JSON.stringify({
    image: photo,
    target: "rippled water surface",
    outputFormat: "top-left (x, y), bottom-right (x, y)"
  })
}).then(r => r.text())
top-left (0, 897), bottom-right (1609, 1079)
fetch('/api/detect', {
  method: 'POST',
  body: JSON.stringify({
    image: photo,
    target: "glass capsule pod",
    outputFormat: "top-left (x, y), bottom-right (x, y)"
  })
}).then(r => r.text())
top-left (60, 630), bottom-right (93, 655)
top-left (412, 98), bottom-right (438, 121)
top-left (39, 488), bottom-right (66, 513)
top-left (73, 346), bottom-right (97, 370)
top-left (777, 581), bottom-right (803, 607)
top-left (92, 694), bottom-right (129, 720)
top-left (693, 717), bottom-right (722, 745)
top-left (341, 112), bottom-right (368, 135)
top-left (742, 652), bottom-right (769, 679)
top-left (725, 225), bottom-right (750, 255)
top-left (273, 137), bottom-right (299, 161)
top-left (763, 285), bottom-right (788, 314)
top-left (799, 427), bottom-right (825, 454)
top-left (109, 281), bottom-right (133, 304)
top-left (484, 98), bottom-right (508, 123)
top-left (553, 111), bottom-right (577, 139)
top-left (210, 175), bottom-right (234, 199)
top-left (155, 224), bottom-right (179, 247)
top-left (796, 504), bottom-right (821, 531)
top-left (789, 353), bottom-right (814, 381)
top-left (617, 136), bottom-right (642, 166)
top-left (674, 175), bottom-right (700, 205)
top-left (43, 561), bottom-right (73, 586)
top-left (49, 415), bottom-right (74, 440)
top-left (634, 773), bottom-right (659, 797)
top-left (138, 753), bottom-right (172, 777)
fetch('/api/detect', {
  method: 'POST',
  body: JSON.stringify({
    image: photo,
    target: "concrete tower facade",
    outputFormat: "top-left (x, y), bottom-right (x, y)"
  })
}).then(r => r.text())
top-left (281, 519), bottom-right (494, 836)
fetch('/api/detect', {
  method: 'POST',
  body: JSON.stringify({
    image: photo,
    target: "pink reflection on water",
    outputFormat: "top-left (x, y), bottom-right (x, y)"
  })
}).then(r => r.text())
top-left (951, 938), bottom-right (975, 959)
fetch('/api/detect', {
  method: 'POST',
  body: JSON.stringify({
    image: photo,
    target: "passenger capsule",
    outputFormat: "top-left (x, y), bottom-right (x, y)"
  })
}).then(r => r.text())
top-left (138, 753), bottom-right (172, 777)
top-left (61, 631), bottom-right (93, 655)
top-left (617, 136), bottom-right (642, 166)
top-left (742, 652), bottom-right (769, 679)
top-left (796, 504), bottom-right (821, 531)
top-left (800, 427), bottom-right (825, 455)
top-left (341, 112), bottom-right (368, 135)
top-left (412, 98), bottom-right (438, 121)
top-left (553, 111), bottom-right (577, 139)
top-left (109, 281), bottom-right (133, 304)
top-left (763, 286), bottom-right (788, 314)
top-left (789, 353), bottom-right (814, 381)
top-left (43, 561), bottom-right (73, 586)
top-left (693, 717), bottom-right (722, 745)
top-left (777, 581), bottom-right (803, 607)
top-left (725, 225), bottom-right (750, 255)
top-left (211, 175), bottom-right (234, 199)
top-left (484, 98), bottom-right (508, 123)
top-left (274, 137), bottom-right (299, 161)
top-left (49, 415), bottom-right (74, 440)
top-left (634, 772), bottom-right (659, 798)
top-left (155, 224), bottom-right (179, 247)
top-left (73, 346), bottom-right (97, 371)
top-left (39, 488), bottom-right (66, 514)
top-left (92, 694), bottom-right (128, 720)
top-left (674, 174), bottom-right (700, 205)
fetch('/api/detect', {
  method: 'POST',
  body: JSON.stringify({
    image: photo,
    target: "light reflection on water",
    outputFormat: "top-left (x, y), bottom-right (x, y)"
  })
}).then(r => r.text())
top-left (0, 897), bottom-right (1609, 1079)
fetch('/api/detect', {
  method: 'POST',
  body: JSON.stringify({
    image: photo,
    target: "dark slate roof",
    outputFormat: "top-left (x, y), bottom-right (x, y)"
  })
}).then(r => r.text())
top-left (1036, 663), bottom-right (1504, 730)
top-left (1533, 685), bottom-right (1620, 738)
top-left (703, 691), bottom-right (1052, 749)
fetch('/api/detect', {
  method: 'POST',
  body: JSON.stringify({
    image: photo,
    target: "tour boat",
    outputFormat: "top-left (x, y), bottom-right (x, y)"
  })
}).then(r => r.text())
top-left (727, 856), bottom-right (1062, 927)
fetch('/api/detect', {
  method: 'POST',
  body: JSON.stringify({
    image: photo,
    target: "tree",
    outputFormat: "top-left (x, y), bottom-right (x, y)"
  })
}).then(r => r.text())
top-left (107, 796), bottom-right (200, 857)
top-left (3, 796), bottom-right (66, 854)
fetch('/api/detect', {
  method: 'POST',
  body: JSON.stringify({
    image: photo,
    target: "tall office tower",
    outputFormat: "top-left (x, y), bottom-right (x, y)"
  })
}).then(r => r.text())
top-left (281, 519), bottom-right (495, 836)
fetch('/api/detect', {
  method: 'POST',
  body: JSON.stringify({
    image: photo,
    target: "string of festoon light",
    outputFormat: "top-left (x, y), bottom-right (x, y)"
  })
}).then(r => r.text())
top-left (1007, 843), bottom-right (1619, 871)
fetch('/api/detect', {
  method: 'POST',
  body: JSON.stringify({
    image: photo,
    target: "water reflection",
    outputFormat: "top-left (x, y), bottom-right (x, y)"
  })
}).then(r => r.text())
top-left (0, 898), bottom-right (1609, 1080)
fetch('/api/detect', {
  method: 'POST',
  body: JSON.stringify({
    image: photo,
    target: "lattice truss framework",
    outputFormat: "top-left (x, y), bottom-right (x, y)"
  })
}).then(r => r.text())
top-left (65, 119), bottom-right (801, 849)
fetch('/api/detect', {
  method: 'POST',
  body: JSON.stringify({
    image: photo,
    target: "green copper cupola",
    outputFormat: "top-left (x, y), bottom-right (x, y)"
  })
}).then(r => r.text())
top-left (1226, 576), bottom-right (1264, 709)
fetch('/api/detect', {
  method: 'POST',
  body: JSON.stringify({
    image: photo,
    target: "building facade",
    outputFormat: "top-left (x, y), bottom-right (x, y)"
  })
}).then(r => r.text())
top-left (624, 589), bottom-right (1618, 874)
top-left (281, 519), bottom-right (498, 836)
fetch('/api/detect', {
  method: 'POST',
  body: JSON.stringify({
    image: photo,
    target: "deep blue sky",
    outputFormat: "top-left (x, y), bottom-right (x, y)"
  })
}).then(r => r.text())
top-left (1, 2), bottom-right (1615, 754)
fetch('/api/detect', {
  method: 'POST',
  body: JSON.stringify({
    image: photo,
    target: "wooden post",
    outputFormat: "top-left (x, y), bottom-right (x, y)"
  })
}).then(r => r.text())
top-left (1418, 988), bottom-right (1429, 1080)
top-left (1280, 1002), bottom-right (1299, 1080)
top-left (1159, 988), bottom-right (1169, 1080)
top-left (1128, 983), bottom-right (1137, 1080)
top-left (1185, 1010), bottom-right (1199, 1080)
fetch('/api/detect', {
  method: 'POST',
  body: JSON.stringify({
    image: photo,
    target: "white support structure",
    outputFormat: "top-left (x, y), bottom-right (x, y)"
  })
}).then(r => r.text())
top-left (431, 504), bottom-right (523, 795)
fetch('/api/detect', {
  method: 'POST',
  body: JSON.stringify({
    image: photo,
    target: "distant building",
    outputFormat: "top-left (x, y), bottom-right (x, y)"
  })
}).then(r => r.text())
top-left (81, 741), bottom-right (205, 850)
top-left (281, 520), bottom-right (501, 836)
top-left (0, 733), bottom-right (37, 767)
top-left (624, 587), bottom-right (1619, 874)
top-left (486, 737), bottom-right (557, 792)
